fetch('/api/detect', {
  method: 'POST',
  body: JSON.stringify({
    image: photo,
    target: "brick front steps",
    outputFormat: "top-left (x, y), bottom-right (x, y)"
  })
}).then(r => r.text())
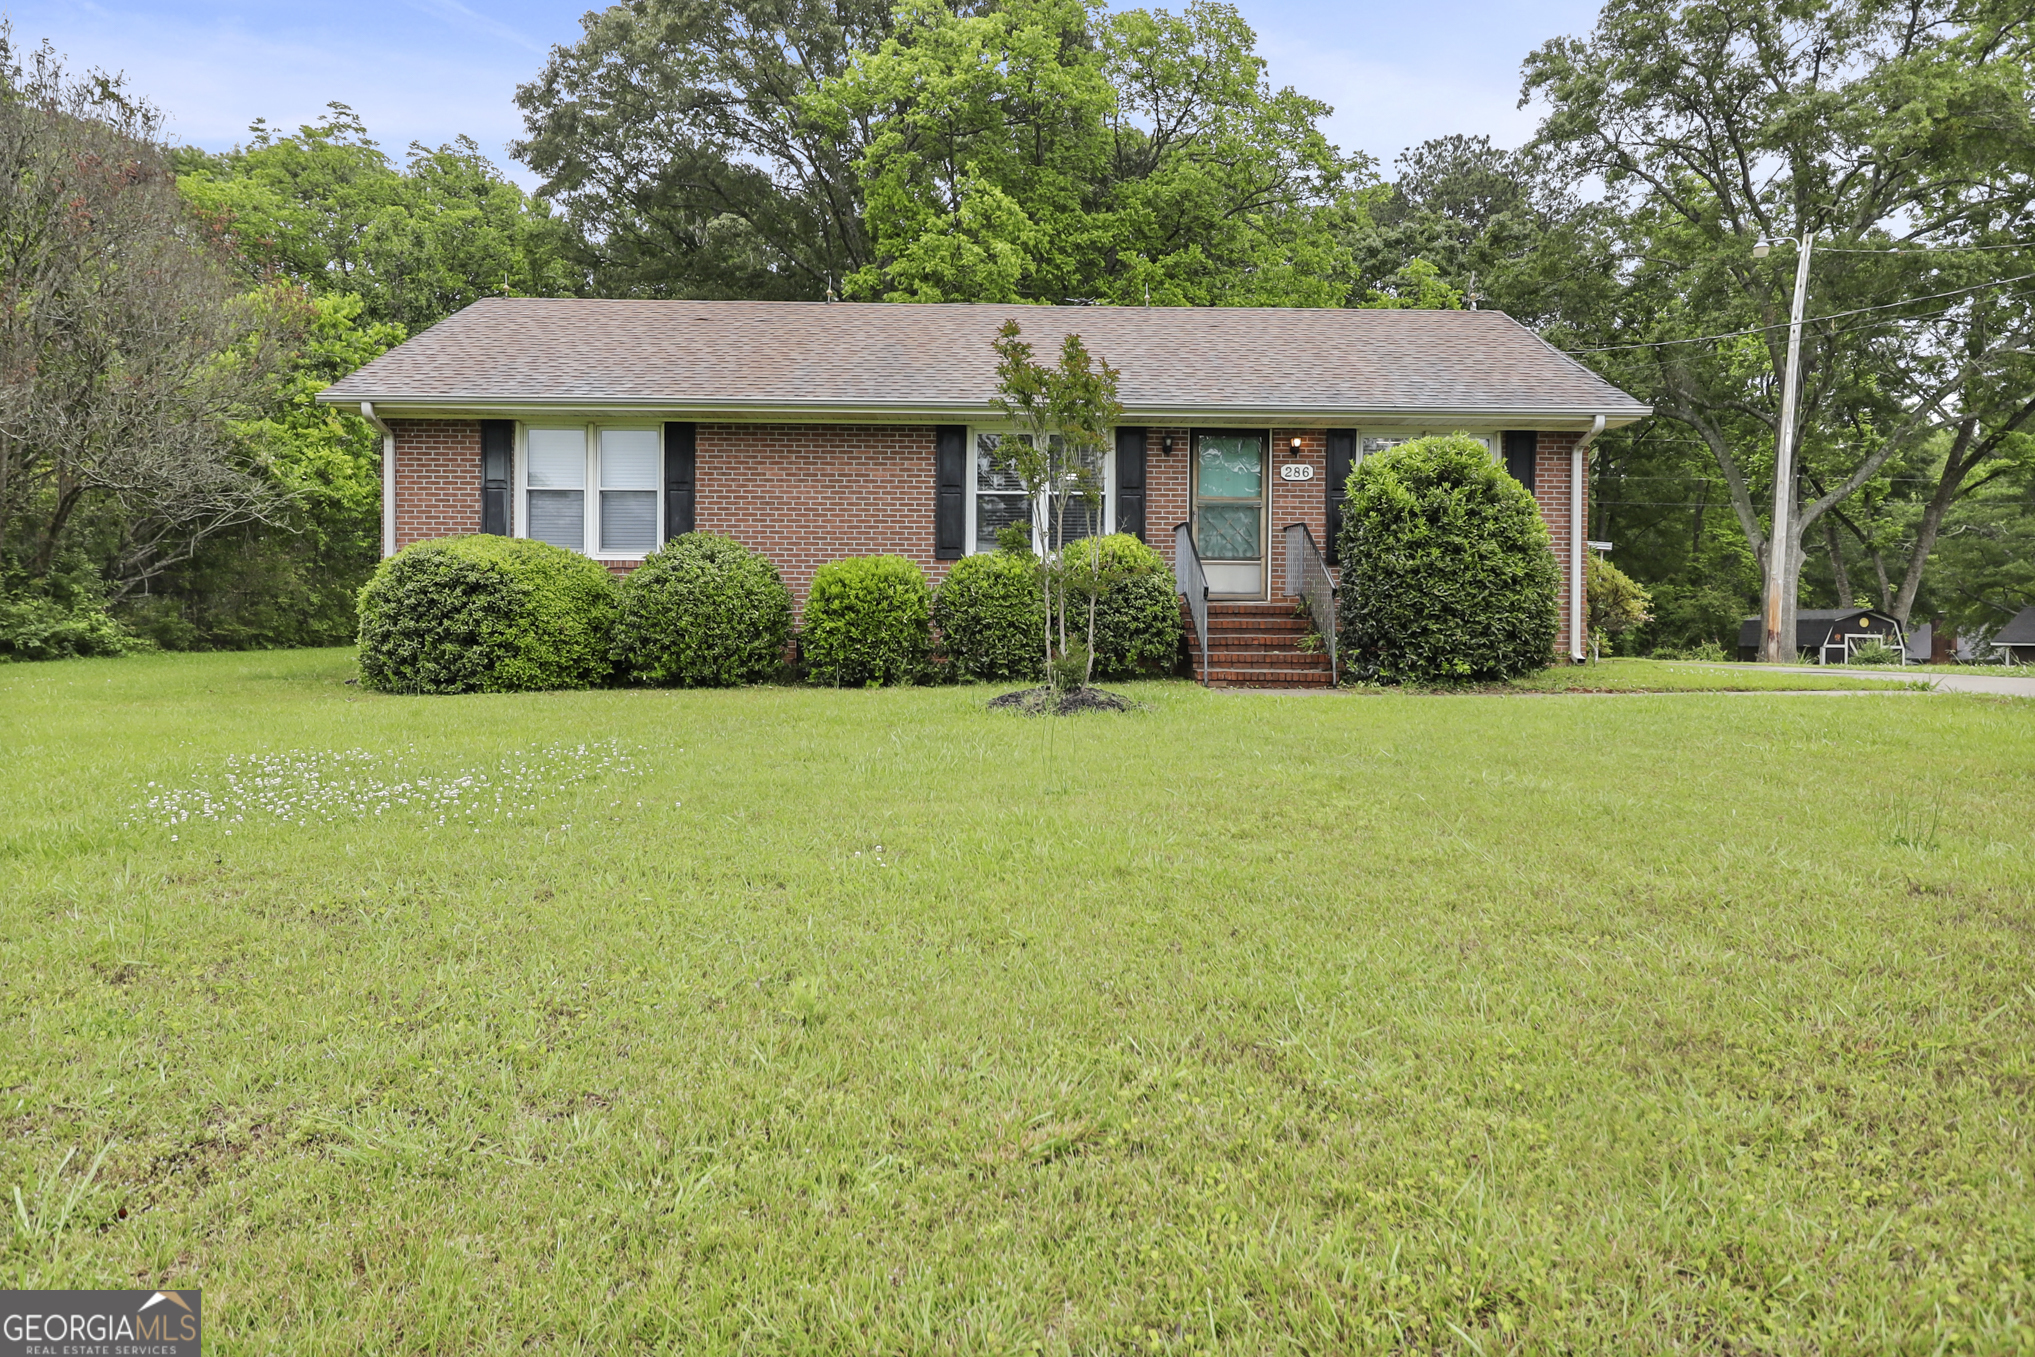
top-left (1183, 600), bottom-right (1335, 688)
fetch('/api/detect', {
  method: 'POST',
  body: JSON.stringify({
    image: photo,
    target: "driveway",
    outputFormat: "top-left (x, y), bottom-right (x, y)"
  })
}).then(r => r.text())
top-left (1674, 662), bottom-right (2035, 699)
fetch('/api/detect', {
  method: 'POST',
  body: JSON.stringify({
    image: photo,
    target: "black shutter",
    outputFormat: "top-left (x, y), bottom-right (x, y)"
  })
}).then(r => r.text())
top-left (480, 420), bottom-right (514, 535)
top-left (935, 425), bottom-right (967, 559)
top-left (1325, 428), bottom-right (1356, 565)
top-left (1115, 427), bottom-right (1147, 541)
top-left (1504, 430), bottom-right (1538, 493)
top-left (663, 422), bottom-right (696, 541)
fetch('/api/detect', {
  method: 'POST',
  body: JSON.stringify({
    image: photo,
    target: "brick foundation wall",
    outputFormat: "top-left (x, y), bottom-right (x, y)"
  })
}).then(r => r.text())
top-left (389, 419), bottom-right (482, 551)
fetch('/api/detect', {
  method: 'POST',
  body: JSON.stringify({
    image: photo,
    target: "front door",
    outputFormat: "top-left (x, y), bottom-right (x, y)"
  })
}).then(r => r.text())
top-left (1194, 431), bottom-right (1267, 598)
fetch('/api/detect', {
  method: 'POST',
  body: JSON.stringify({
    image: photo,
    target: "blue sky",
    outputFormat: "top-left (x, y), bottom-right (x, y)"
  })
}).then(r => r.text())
top-left (7, 0), bottom-right (1606, 185)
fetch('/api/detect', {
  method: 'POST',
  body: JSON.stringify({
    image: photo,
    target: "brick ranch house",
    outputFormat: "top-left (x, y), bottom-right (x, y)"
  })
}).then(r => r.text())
top-left (319, 299), bottom-right (1650, 686)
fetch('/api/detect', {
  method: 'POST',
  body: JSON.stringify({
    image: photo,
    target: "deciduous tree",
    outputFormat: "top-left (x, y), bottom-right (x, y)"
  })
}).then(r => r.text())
top-left (1526, 0), bottom-right (2035, 652)
top-left (178, 104), bottom-right (575, 331)
top-left (813, 0), bottom-right (1367, 304)
top-left (513, 0), bottom-right (893, 300)
top-left (0, 33), bottom-right (301, 610)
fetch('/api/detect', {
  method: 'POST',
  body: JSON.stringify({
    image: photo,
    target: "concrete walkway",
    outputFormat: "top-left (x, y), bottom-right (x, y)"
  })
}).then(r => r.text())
top-left (1666, 662), bottom-right (2035, 699)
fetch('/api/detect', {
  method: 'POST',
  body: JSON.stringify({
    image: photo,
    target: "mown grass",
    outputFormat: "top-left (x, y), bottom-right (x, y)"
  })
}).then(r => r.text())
top-left (3, 648), bottom-right (2033, 1354)
top-left (1389, 658), bottom-right (1920, 694)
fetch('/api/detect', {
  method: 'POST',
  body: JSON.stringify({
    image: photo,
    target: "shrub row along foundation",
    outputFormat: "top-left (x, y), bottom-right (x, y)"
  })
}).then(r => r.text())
top-left (355, 532), bottom-right (1183, 694)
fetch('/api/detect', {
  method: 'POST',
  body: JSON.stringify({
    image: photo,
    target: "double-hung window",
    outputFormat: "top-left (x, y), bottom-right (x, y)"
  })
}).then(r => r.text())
top-left (597, 429), bottom-right (660, 555)
top-left (519, 425), bottom-right (663, 558)
top-left (525, 428), bottom-right (587, 551)
top-left (973, 432), bottom-right (1033, 554)
top-left (969, 429), bottom-right (1111, 554)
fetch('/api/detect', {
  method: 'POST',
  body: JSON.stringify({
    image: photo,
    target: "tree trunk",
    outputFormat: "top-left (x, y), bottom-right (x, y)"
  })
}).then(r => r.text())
top-left (30, 479), bottom-right (86, 580)
top-left (1823, 516), bottom-right (1852, 608)
top-left (1084, 539), bottom-right (1099, 687)
top-left (1887, 405), bottom-right (2035, 624)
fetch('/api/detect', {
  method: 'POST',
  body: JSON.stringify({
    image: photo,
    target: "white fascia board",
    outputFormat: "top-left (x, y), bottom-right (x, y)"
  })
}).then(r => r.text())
top-left (319, 394), bottom-right (1650, 432)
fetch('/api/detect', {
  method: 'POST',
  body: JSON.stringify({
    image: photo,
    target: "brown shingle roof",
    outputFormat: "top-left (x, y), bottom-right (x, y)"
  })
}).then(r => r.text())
top-left (320, 298), bottom-right (1649, 421)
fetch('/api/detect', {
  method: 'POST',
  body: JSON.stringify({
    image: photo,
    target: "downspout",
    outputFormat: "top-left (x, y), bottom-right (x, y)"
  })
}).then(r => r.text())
top-left (1571, 415), bottom-right (1605, 662)
top-left (361, 401), bottom-right (395, 558)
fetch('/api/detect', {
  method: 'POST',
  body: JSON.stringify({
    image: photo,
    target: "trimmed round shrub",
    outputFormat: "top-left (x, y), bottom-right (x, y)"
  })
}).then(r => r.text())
top-left (1336, 434), bottom-right (1559, 682)
top-left (356, 535), bottom-right (620, 694)
top-left (800, 554), bottom-right (931, 686)
top-left (933, 534), bottom-right (1183, 683)
top-left (933, 549), bottom-right (1045, 681)
top-left (611, 533), bottom-right (792, 686)
top-left (1074, 533), bottom-right (1183, 679)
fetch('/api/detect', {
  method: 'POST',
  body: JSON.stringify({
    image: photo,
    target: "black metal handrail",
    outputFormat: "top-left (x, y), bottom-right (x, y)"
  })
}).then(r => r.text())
top-left (1282, 522), bottom-right (1337, 681)
top-left (1173, 522), bottom-right (1210, 686)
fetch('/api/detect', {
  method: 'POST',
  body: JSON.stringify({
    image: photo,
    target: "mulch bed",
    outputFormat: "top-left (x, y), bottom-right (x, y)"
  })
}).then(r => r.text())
top-left (987, 685), bottom-right (1137, 715)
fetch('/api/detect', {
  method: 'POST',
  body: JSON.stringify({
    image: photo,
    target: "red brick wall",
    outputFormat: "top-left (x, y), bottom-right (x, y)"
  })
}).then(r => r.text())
top-left (1534, 431), bottom-right (1586, 658)
top-left (387, 420), bottom-right (944, 602)
top-left (1136, 426), bottom-right (1327, 599)
top-left (389, 419), bottom-right (481, 551)
top-left (693, 423), bottom-right (943, 606)
top-left (388, 418), bottom-right (1588, 654)
top-left (1269, 429), bottom-right (1328, 600)
top-left (1144, 426), bottom-right (1191, 570)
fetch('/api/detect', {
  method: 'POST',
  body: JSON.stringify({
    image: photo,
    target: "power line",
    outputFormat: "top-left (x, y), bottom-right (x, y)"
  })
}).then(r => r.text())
top-left (1816, 241), bottom-right (2035, 254)
top-left (1556, 272), bottom-right (2035, 353)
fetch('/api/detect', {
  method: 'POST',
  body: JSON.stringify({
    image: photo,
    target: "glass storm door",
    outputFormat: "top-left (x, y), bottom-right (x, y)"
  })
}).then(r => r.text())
top-left (1194, 431), bottom-right (1266, 597)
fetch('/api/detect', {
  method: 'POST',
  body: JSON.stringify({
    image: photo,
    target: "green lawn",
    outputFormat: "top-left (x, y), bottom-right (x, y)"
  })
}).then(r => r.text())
top-left (1410, 658), bottom-right (1925, 694)
top-left (4, 649), bottom-right (2032, 1354)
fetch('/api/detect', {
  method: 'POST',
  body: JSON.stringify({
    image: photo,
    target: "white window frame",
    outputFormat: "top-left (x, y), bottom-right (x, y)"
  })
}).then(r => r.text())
top-left (964, 425), bottom-right (1115, 556)
top-left (515, 422), bottom-right (664, 560)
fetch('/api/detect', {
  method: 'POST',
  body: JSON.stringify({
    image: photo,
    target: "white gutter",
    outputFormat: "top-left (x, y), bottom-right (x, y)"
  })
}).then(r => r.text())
top-left (318, 392), bottom-right (1649, 429)
top-left (1571, 415), bottom-right (1606, 661)
top-left (361, 401), bottom-right (395, 559)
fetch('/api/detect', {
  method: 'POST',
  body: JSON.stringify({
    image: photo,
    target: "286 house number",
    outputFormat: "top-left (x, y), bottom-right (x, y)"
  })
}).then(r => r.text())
top-left (1278, 463), bottom-right (1315, 481)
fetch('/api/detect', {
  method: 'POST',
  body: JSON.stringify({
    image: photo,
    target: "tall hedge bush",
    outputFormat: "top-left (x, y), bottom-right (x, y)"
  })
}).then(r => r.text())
top-left (801, 555), bottom-right (931, 685)
top-left (1336, 434), bottom-right (1559, 682)
top-left (611, 533), bottom-right (792, 686)
top-left (356, 535), bottom-right (619, 693)
top-left (933, 549), bottom-right (1044, 680)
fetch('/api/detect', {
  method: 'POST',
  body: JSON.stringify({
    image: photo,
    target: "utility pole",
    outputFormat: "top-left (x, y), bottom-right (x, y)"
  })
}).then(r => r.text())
top-left (1760, 231), bottom-right (1814, 665)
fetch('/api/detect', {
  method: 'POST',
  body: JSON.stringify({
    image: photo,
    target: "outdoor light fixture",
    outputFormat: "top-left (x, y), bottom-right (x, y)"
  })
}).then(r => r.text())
top-left (1289, 436), bottom-right (1303, 451)
top-left (1162, 435), bottom-right (1174, 455)
top-left (1752, 241), bottom-right (1772, 258)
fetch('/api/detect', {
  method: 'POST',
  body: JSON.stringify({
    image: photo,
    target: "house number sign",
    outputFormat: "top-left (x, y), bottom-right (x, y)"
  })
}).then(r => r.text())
top-left (1278, 463), bottom-right (1315, 481)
